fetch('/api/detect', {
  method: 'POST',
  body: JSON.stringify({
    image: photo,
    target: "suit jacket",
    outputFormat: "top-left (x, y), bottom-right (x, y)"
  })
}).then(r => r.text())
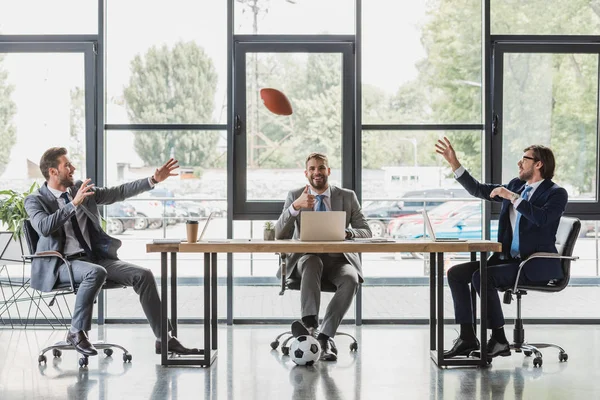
top-left (25, 178), bottom-right (153, 292)
top-left (274, 185), bottom-right (372, 282)
top-left (457, 170), bottom-right (568, 281)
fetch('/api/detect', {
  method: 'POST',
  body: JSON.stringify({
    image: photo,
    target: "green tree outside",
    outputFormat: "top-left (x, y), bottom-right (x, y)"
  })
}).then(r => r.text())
top-left (123, 41), bottom-right (219, 168)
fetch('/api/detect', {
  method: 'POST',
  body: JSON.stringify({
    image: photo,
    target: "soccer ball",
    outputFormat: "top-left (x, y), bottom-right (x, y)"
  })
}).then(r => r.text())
top-left (290, 335), bottom-right (321, 366)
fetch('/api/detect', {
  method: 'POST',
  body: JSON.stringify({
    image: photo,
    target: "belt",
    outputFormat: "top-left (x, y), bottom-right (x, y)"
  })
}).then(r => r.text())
top-left (66, 251), bottom-right (88, 260)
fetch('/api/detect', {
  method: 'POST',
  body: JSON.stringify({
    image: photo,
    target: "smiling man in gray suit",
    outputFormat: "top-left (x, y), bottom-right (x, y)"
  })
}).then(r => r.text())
top-left (25, 147), bottom-right (198, 357)
top-left (275, 152), bottom-right (371, 361)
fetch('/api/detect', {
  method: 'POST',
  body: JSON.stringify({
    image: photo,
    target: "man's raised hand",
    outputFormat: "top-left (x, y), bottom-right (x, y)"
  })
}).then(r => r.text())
top-left (435, 137), bottom-right (461, 171)
top-left (153, 158), bottom-right (180, 183)
top-left (73, 179), bottom-right (95, 206)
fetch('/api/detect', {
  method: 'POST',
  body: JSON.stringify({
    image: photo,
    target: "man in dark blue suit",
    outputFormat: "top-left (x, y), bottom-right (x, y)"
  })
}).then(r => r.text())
top-left (435, 137), bottom-right (567, 359)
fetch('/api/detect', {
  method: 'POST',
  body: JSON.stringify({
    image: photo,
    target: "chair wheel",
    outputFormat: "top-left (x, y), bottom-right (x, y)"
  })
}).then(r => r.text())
top-left (79, 356), bottom-right (89, 367)
top-left (559, 352), bottom-right (568, 362)
top-left (282, 346), bottom-right (289, 356)
top-left (349, 342), bottom-right (358, 351)
top-left (103, 348), bottom-right (113, 357)
top-left (270, 341), bottom-right (279, 350)
top-left (123, 353), bottom-right (132, 363)
top-left (38, 355), bottom-right (47, 364)
top-left (524, 350), bottom-right (532, 357)
top-left (533, 357), bottom-right (543, 367)
top-left (52, 349), bottom-right (62, 358)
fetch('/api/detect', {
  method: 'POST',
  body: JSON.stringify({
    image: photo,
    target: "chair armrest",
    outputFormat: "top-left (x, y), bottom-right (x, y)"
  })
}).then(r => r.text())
top-left (279, 253), bottom-right (287, 296)
top-left (21, 251), bottom-right (77, 294)
top-left (512, 252), bottom-right (579, 292)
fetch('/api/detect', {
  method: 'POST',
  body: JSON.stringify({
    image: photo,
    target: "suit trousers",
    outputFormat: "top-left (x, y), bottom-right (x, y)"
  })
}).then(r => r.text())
top-left (296, 254), bottom-right (359, 338)
top-left (57, 257), bottom-right (166, 337)
top-left (447, 258), bottom-right (539, 329)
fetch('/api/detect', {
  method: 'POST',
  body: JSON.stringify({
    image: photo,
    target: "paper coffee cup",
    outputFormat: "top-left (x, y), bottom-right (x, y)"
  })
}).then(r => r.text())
top-left (186, 220), bottom-right (199, 243)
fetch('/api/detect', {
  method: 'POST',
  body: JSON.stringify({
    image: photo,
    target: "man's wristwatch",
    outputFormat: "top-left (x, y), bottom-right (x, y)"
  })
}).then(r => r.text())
top-left (150, 176), bottom-right (159, 185)
top-left (510, 192), bottom-right (520, 202)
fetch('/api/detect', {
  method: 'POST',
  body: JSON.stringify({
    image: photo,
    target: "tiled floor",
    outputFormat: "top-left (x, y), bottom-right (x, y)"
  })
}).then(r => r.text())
top-left (1, 324), bottom-right (600, 399)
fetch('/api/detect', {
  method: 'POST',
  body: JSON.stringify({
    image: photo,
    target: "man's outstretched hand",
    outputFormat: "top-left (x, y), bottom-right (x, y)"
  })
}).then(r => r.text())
top-left (435, 137), bottom-right (461, 171)
top-left (153, 158), bottom-right (180, 183)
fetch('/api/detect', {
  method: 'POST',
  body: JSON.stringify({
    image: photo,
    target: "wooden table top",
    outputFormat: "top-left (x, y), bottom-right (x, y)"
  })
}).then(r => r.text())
top-left (146, 239), bottom-right (501, 254)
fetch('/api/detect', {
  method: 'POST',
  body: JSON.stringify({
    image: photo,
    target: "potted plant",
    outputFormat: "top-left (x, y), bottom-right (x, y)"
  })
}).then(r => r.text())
top-left (263, 221), bottom-right (276, 241)
top-left (0, 182), bottom-right (39, 239)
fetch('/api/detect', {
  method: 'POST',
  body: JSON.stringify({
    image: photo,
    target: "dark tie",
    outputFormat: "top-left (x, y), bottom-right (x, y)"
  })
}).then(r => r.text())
top-left (61, 192), bottom-right (94, 259)
top-left (510, 185), bottom-right (533, 258)
top-left (315, 195), bottom-right (327, 212)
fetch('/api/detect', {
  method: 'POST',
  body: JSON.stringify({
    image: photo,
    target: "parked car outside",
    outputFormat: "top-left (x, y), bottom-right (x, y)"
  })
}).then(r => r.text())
top-left (105, 202), bottom-right (136, 235)
top-left (364, 187), bottom-right (469, 238)
top-left (387, 200), bottom-right (479, 237)
top-left (129, 196), bottom-right (176, 230)
top-left (175, 201), bottom-right (208, 221)
top-left (394, 208), bottom-right (499, 259)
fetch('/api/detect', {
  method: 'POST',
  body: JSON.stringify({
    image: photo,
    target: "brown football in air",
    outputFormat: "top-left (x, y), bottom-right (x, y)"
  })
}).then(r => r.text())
top-left (260, 88), bottom-right (293, 116)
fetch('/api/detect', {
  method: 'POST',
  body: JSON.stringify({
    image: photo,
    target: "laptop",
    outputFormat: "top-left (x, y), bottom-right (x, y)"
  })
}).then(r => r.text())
top-left (152, 212), bottom-right (215, 244)
top-left (300, 211), bottom-right (346, 241)
top-left (197, 211), bottom-right (216, 241)
top-left (422, 209), bottom-right (467, 242)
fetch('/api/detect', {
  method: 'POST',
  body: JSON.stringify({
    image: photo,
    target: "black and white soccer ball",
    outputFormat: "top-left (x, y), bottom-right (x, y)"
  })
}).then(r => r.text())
top-left (290, 335), bottom-right (321, 366)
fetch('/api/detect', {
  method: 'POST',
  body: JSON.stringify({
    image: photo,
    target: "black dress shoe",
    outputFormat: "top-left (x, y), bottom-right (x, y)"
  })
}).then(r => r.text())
top-left (444, 336), bottom-right (480, 359)
top-left (155, 337), bottom-right (201, 355)
top-left (66, 331), bottom-right (98, 357)
top-left (291, 320), bottom-right (316, 338)
top-left (487, 338), bottom-right (511, 358)
top-left (317, 339), bottom-right (337, 362)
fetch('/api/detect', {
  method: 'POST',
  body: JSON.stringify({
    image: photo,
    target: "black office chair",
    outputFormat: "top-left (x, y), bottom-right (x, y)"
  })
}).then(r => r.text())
top-left (270, 253), bottom-right (358, 355)
top-left (22, 220), bottom-right (133, 367)
top-left (501, 216), bottom-right (580, 367)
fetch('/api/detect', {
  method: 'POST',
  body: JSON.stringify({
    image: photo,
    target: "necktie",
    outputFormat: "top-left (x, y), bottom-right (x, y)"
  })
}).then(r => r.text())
top-left (61, 192), bottom-right (94, 259)
top-left (315, 194), bottom-right (327, 212)
top-left (510, 186), bottom-right (533, 258)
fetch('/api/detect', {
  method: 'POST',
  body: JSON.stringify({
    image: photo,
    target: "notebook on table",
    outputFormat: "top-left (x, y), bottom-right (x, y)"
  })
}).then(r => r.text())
top-left (300, 211), bottom-right (346, 241)
top-left (423, 209), bottom-right (467, 242)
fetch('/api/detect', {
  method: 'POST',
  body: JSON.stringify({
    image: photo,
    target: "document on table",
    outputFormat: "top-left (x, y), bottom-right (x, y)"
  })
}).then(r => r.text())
top-left (349, 238), bottom-right (396, 243)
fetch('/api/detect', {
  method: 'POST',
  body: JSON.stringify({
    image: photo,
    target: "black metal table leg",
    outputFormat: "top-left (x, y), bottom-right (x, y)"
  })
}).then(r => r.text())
top-left (204, 252), bottom-right (211, 364)
top-left (479, 251), bottom-right (488, 366)
top-left (171, 252), bottom-right (177, 338)
top-left (429, 252), bottom-right (436, 351)
top-left (160, 252), bottom-right (168, 366)
top-left (211, 252), bottom-right (217, 350)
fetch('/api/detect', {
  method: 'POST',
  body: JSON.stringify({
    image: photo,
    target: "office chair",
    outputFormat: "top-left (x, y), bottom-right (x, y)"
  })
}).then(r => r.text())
top-left (270, 253), bottom-right (358, 355)
top-left (22, 220), bottom-right (133, 367)
top-left (501, 216), bottom-right (580, 368)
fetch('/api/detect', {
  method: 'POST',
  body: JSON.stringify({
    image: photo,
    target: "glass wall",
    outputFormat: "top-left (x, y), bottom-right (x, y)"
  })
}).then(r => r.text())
top-left (2, 0), bottom-right (600, 325)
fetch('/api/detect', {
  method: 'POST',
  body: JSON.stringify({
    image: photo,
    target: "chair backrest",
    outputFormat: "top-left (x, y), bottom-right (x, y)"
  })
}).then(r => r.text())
top-left (23, 219), bottom-right (39, 255)
top-left (551, 216), bottom-right (581, 290)
top-left (518, 216), bottom-right (580, 293)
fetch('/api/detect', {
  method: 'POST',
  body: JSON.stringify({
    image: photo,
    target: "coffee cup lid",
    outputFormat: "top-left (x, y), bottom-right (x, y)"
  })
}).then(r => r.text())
top-left (186, 220), bottom-right (199, 224)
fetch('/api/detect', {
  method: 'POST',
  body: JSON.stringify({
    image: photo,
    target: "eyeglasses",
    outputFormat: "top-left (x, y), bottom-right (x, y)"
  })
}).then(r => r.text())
top-left (521, 155), bottom-right (538, 163)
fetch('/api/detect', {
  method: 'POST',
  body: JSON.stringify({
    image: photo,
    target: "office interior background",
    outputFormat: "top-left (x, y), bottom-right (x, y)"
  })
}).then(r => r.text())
top-left (2, 0), bottom-right (600, 398)
top-left (1, 0), bottom-right (600, 325)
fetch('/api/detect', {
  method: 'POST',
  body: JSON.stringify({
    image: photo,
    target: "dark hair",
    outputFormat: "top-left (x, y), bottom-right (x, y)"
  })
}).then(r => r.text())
top-left (305, 152), bottom-right (329, 168)
top-left (524, 145), bottom-right (555, 179)
top-left (40, 147), bottom-right (68, 181)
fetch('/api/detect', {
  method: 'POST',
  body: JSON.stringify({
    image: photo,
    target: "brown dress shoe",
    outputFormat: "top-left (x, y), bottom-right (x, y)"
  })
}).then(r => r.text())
top-left (155, 337), bottom-right (201, 355)
top-left (66, 331), bottom-right (98, 356)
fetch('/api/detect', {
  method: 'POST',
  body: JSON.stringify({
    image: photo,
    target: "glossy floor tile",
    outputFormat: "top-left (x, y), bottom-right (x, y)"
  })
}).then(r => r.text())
top-left (1, 324), bottom-right (600, 399)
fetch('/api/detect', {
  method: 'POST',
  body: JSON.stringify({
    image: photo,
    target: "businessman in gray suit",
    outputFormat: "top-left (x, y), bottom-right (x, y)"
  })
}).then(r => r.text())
top-left (275, 152), bottom-right (371, 361)
top-left (25, 147), bottom-right (198, 357)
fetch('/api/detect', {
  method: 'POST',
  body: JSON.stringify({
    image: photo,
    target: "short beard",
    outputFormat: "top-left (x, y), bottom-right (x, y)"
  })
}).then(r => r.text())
top-left (519, 168), bottom-right (533, 182)
top-left (310, 176), bottom-right (328, 191)
top-left (58, 176), bottom-right (74, 188)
